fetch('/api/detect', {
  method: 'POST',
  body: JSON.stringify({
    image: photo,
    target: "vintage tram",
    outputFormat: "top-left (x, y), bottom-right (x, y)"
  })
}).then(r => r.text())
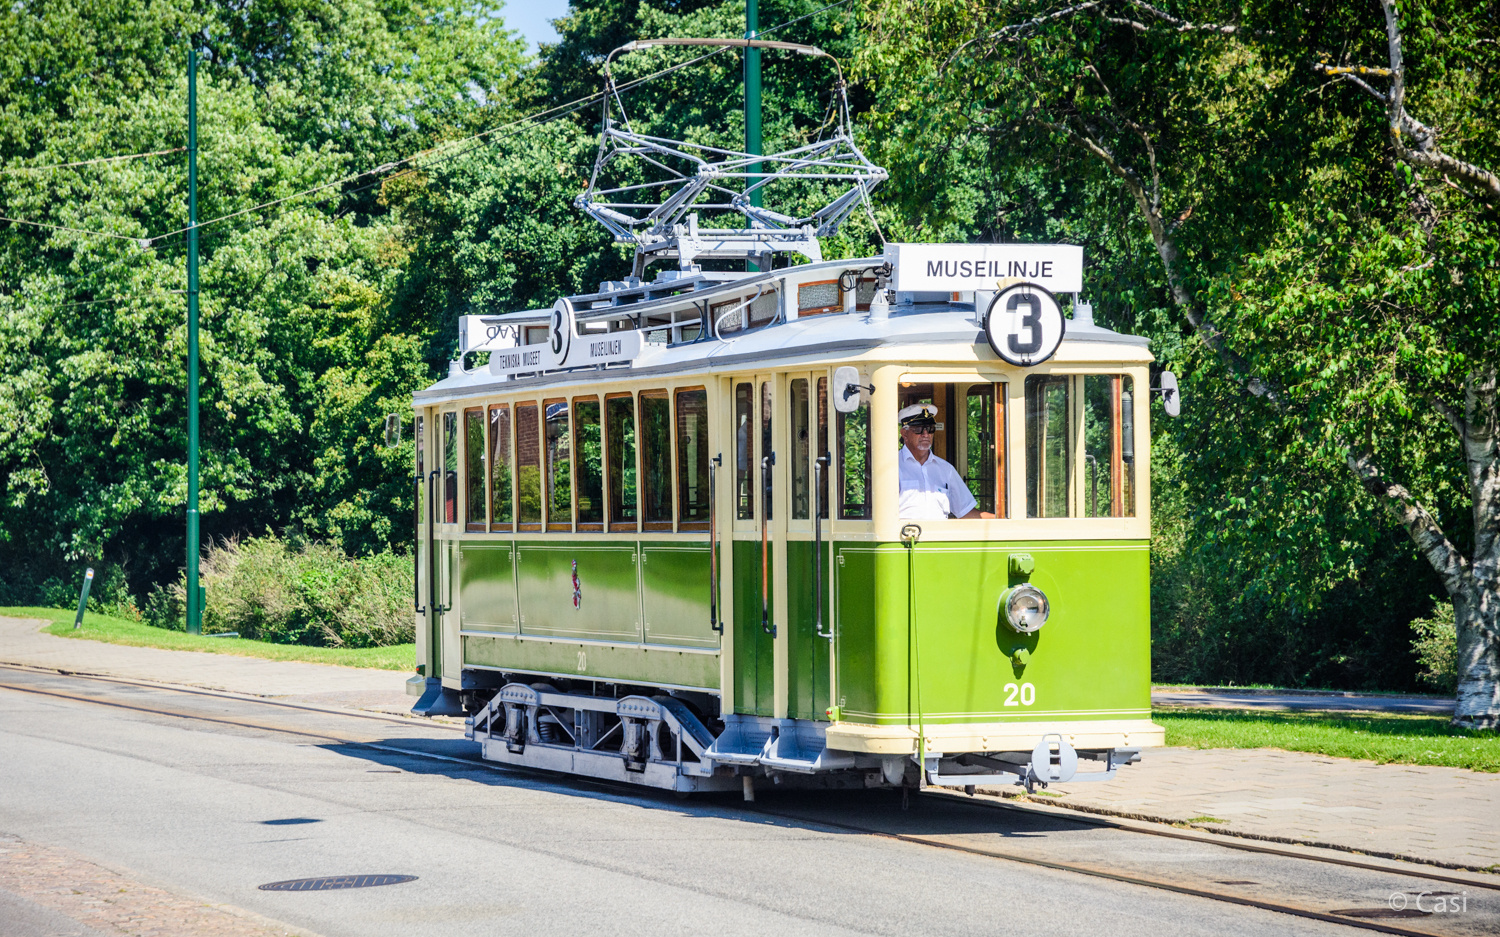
top-left (405, 39), bottom-right (1165, 797)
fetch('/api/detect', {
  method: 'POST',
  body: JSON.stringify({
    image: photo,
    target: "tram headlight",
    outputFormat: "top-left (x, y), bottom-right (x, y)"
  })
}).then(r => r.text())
top-left (1001, 585), bottom-right (1050, 634)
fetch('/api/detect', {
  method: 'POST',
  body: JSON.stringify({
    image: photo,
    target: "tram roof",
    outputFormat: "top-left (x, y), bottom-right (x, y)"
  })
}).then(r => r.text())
top-left (413, 257), bottom-right (1152, 406)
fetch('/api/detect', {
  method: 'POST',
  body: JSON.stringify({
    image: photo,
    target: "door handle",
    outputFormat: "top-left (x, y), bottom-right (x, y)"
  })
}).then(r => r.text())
top-left (815, 454), bottom-right (831, 639)
top-left (761, 452), bottom-right (775, 637)
top-left (709, 454), bottom-right (722, 634)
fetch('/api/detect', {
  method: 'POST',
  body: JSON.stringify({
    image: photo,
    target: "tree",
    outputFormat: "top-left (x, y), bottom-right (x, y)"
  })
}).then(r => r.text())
top-left (857, 0), bottom-right (1498, 725)
top-left (0, 0), bottom-right (525, 597)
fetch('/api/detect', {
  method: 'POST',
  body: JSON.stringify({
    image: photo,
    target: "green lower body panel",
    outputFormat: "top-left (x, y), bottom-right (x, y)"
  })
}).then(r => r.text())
top-left (455, 536), bottom-right (721, 692)
top-left (834, 540), bottom-right (1152, 727)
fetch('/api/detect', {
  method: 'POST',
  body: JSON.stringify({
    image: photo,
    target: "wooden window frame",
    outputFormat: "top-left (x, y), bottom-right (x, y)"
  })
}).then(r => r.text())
top-left (797, 279), bottom-right (841, 317)
top-left (488, 403), bottom-right (513, 533)
top-left (463, 407), bottom-right (487, 531)
top-left (605, 391), bottom-right (639, 533)
top-left (543, 396), bottom-right (573, 533)
top-left (639, 389), bottom-right (675, 532)
top-left (674, 385), bottom-right (710, 532)
top-left (515, 400), bottom-right (542, 532)
top-left (573, 395), bottom-right (604, 532)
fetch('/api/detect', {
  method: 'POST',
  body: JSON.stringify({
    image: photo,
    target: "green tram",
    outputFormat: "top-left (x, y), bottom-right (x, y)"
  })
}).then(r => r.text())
top-left (407, 37), bottom-right (1165, 796)
top-left (408, 250), bottom-right (1166, 796)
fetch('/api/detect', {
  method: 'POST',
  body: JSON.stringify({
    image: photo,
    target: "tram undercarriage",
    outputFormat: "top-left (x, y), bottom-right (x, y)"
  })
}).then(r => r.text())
top-left (463, 680), bottom-right (1143, 797)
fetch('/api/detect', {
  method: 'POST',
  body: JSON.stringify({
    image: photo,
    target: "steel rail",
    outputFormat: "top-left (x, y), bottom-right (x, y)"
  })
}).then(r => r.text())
top-left (747, 802), bottom-right (1473, 937)
top-left (1, 662), bottom-right (1496, 936)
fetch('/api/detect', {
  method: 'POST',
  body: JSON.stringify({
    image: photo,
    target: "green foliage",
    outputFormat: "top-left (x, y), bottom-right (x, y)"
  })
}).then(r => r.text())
top-left (145, 533), bottom-right (414, 647)
top-left (1411, 601), bottom-right (1458, 694)
top-left (857, 0), bottom-right (1498, 690)
top-left (0, 0), bottom-right (524, 597)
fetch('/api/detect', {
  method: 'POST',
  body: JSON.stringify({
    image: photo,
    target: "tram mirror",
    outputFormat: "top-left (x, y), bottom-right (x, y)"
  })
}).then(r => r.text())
top-left (383, 414), bottom-right (402, 447)
top-left (832, 366), bottom-right (865, 414)
top-left (1156, 371), bottom-right (1181, 418)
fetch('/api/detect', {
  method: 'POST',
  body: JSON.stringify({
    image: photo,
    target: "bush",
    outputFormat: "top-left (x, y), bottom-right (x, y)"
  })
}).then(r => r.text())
top-left (145, 534), bottom-right (415, 648)
top-left (1410, 601), bottom-right (1458, 694)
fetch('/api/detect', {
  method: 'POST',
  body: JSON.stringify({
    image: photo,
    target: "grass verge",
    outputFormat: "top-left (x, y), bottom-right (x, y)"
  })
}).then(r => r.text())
top-left (3, 606), bottom-right (415, 671)
top-left (1155, 709), bottom-right (1499, 773)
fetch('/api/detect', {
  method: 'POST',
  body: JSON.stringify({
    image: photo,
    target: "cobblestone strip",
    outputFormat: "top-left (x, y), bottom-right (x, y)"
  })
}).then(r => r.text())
top-left (0, 832), bottom-right (321, 937)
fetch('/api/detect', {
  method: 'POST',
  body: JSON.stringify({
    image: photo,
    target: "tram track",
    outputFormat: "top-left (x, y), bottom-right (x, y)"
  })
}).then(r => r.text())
top-left (1, 663), bottom-right (1494, 937)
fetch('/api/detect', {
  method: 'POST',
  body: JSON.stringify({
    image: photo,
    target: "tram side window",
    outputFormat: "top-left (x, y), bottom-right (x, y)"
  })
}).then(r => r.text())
top-left (640, 390), bottom-right (673, 530)
top-left (735, 383), bottom-right (753, 519)
top-left (574, 396), bottom-right (603, 530)
top-left (1084, 375), bottom-right (1136, 517)
top-left (516, 403), bottom-right (542, 530)
top-left (838, 395), bottom-right (871, 520)
top-left (464, 408), bottom-right (485, 530)
top-left (1025, 376), bottom-right (1072, 518)
top-left (790, 379), bottom-right (811, 518)
top-left (545, 399), bottom-right (572, 531)
top-left (489, 405), bottom-right (512, 531)
top-left (676, 388), bottom-right (710, 530)
top-left (442, 411), bottom-right (458, 523)
top-left (606, 394), bottom-right (637, 530)
top-left (415, 414), bottom-right (425, 526)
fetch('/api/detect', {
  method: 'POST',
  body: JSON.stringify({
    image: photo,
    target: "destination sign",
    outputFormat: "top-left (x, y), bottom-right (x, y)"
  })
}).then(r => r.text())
top-left (554, 327), bottom-right (644, 369)
top-left (884, 242), bottom-right (1083, 294)
top-left (458, 315), bottom-right (522, 354)
top-left (488, 344), bottom-right (549, 378)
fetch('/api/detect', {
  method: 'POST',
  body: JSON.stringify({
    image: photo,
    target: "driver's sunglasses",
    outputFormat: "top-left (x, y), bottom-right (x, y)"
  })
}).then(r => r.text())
top-left (909, 425), bottom-right (936, 435)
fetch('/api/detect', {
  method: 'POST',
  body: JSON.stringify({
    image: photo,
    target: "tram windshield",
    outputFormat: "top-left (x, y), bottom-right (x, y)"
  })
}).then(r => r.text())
top-left (896, 381), bottom-right (1005, 520)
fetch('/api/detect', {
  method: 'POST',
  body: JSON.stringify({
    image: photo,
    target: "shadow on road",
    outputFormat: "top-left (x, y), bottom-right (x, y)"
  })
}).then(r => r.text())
top-left (322, 737), bottom-right (1093, 840)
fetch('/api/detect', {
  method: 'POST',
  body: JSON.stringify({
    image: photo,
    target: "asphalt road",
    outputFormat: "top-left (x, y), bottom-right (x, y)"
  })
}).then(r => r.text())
top-left (0, 669), bottom-right (1492, 937)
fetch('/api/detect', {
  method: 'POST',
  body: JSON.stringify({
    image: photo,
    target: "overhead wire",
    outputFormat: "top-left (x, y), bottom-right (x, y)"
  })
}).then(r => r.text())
top-left (0, 147), bottom-right (186, 174)
top-left (0, 0), bottom-right (859, 250)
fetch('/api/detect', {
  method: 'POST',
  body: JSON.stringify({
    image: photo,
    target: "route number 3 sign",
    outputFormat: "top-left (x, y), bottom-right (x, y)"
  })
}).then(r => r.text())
top-left (983, 283), bottom-right (1066, 367)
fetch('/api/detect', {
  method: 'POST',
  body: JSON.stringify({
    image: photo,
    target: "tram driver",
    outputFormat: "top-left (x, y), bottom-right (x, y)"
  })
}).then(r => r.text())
top-left (898, 403), bottom-right (995, 520)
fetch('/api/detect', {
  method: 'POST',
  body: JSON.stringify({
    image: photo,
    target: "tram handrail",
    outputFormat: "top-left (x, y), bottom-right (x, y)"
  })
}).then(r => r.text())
top-left (814, 454), bottom-right (832, 640)
top-left (427, 470), bottom-right (450, 615)
top-left (760, 452), bottom-right (776, 637)
top-left (709, 454), bottom-right (722, 634)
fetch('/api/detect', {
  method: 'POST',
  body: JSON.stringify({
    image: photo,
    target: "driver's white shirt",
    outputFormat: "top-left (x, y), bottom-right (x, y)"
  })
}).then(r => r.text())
top-left (898, 445), bottom-right (977, 519)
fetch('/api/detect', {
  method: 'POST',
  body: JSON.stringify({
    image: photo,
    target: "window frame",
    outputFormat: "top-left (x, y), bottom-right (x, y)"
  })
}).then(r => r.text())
top-left (543, 396), bottom-right (573, 533)
top-left (514, 400), bottom-right (543, 532)
top-left (605, 391), bottom-right (639, 533)
top-left (488, 403), bottom-right (513, 532)
top-left (674, 385), bottom-right (711, 532)
top-left (638, 388), bottom-right (675, 532)
top-left (573, 394), bottom-right (604, 532)
top-left (463, 407), bottom-right (487, 531)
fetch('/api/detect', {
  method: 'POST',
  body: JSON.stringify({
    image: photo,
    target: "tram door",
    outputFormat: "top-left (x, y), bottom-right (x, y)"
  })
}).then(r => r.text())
top-left (731, 376), bottom-right (777, 716)
top-left (784, 373), bottom-right (834, 721)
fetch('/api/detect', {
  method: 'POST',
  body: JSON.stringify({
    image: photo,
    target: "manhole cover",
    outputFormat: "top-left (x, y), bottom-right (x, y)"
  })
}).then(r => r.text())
top-left (1329, 908), bottom-right (1431, 919)
top-left (259, 875), bottom-right (417, 892)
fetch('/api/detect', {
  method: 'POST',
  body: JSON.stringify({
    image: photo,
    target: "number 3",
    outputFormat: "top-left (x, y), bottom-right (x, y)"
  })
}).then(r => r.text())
top-left (1007, 294), bottom-right (1043, 355)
